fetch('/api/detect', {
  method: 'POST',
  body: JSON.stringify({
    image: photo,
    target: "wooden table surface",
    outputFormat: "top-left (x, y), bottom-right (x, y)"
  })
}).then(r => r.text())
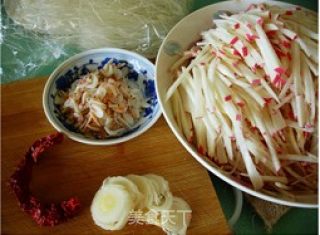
top-left (1, 77), bottom-right (230, 235)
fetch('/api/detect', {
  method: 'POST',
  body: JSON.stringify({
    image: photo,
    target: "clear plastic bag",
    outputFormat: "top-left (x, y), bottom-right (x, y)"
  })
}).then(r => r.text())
top-left (1, 0), bottom-right (192, 83)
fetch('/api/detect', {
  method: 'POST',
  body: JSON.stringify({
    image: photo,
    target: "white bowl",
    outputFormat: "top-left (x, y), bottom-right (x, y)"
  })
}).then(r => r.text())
top-left (156, 0), bottom-right (317, 208)
top-left (43, 48), bottom-right (161, 145)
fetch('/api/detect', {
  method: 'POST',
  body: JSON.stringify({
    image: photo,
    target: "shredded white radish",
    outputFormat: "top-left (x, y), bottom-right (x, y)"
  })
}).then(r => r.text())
top-left (166, 3), bottom-right (318, 201)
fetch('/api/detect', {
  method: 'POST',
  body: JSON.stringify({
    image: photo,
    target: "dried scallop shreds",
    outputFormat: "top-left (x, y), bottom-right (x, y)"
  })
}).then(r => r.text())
top-left (56, 61), bottom-right (151, 138)
top-left (166, 3), bottom-right (318, 200)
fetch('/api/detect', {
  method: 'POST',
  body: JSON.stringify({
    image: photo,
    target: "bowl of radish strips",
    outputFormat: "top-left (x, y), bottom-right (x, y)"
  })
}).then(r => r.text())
top-left (156, 0), bottom-right (318, 208)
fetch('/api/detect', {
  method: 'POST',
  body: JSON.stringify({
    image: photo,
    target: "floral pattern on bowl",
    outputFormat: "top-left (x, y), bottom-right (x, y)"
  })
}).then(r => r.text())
top-left (43, 48), bottom-right (161, 145)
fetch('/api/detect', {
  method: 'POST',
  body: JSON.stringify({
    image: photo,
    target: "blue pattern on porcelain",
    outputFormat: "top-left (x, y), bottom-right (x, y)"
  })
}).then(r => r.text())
top-left (48, 53), bottom-right (158, 140)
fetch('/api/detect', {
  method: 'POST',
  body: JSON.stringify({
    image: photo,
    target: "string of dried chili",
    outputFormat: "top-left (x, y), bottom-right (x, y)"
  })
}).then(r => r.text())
top-left (9, 133), bottom-right (81, 226)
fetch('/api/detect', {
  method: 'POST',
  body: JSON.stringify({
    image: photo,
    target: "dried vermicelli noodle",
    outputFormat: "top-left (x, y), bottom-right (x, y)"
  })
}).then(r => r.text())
top-left (4, 0), bottom-right (192, 58)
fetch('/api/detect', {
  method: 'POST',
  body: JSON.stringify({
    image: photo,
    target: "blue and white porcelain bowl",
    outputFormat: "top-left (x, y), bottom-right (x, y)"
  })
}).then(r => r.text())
top-left (43, 48), bottom-right (161, 145)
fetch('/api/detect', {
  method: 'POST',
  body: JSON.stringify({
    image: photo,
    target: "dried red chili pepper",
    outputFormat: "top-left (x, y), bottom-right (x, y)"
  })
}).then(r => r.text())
top-left (9, 133), bottom-right (81, 226)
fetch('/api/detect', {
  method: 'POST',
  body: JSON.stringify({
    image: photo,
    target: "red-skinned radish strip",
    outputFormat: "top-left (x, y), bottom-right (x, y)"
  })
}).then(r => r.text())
top-left (274, 182), bottom-right (293, 191)
top-left (219, 93), bottom-right (264, 188)
top-left (291, 42), bottom-right (302, 95)
top-left (240, 64), bottom-right (280, 102)
top-left (219, 15), bottom-right (254, 35)
top-left (283, 19), bottom-right (318, 40)
top-left (179, 80), bottom-right (197, 115)
top-left (283, 18), bottom-right (317, 36)
top-left (242, 104), bottom-right (258, 128)
top-left (216, 61), bottom-right (240, 80)
top-left (296, 37), bottom-right (313, 59)
top-left (300, 36), bottom-right (318, 63)
top-left (236, 14), bottom-right (261, 27)
top-left (274, 93), bottom-right (293, 110)
top-left (290, 98), bottom-right (297, 120)
top-left (234, 119), bottom-right (263, 189)
top-left (169, 53), bottom-right (194, 73)
top-left (240, 174), bottom-right (288, 184)
top-left (203, 31), bottom-right (225, 50)
top-left (201, 62), bottom-right (218, 114)
top-left (191, 113), bottom-right (207, 156)
top-left (206, 111), bottom-right (222, 134)
top-left (304, 56), bottom-right (318, 76)
top-left (212, 27), bottom-right (249, 58)
top-left (245, 43), bottom-right (264, 66)
top-left (301, 54), bottom-right (315, 113)
top-left (279, 56), bottom-right (290, 77)
top-left (246, 8), bottom-right (269, 17)
top-left (207, 57), bottom-right (219, 83)
top-left (255, 24), bottom-right (282, 84)
top-left (216, 136), bottom-right (228, 164)
top-left (223, 131), bottom-right (234, 160)
top-left (295, 95), bottom-right (305, 127)
top-left (307, 152), bottom-right (318, 160)
top-left (219, 52), bottom-right (242, 70)
top-left (203, 115), bottom-right (218, 158)
top-left (171, 89), bottom-right (194, 143)
top-left (215, 103), bottom-right (233, 138)
top-left (261, 108), bottom-right (277, 136)
top-left (189, 66), bottom-right (208, 154)
top-left (176, 89), bottom-right (194, 142)
top-left (166, 45), bottom-right (210, 101)
top-left (286, 120), bottom-right (314, 133)
top-left (213, 19), bottom-right (230, 29)
top-left (214, 76), bottom-right (233, 107)
top-left (192, 66), bottom-right (206, 118)
top-left (252, 111), bottom-right (281, 172)
top-left (269, 105), bottom-right (287, 133)
top-left (220, 69), bottom-right (251, 88)
top-left (298, 24), bottom-right (318, 41)
top-left (278, 154), bottom-right (317, 163)
top-left (264, 23), bottom-right (279, 31)
top-left (199, 63), bottom-right (217, 113)
top-left (284, 167), bottom-right (316, 189)
top-left (286, 128), bottom-right (301, 154)
top-left (171, 91), bottom-right (183, 131)
top-left (278, 75), bottom-right (293, 100)
top-left (227, 32), bottom-right (261, 68)
top-left (217, 73), bottom-right (232, 87)
top-left (242, 86), bottom-right (266, 107)
top-left (280, 28), bottom-right (297, 40)
top-left (246, 139), bottom-right (274, 171)
top-left (224, 47), bottom-right (243, 60)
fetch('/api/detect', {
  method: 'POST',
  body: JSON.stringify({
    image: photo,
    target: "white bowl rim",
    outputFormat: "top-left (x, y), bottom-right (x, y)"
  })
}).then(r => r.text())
top-left (155, 1), bottom-right (318, 208)
top-left (43, 47), bottom-right (162, 145)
